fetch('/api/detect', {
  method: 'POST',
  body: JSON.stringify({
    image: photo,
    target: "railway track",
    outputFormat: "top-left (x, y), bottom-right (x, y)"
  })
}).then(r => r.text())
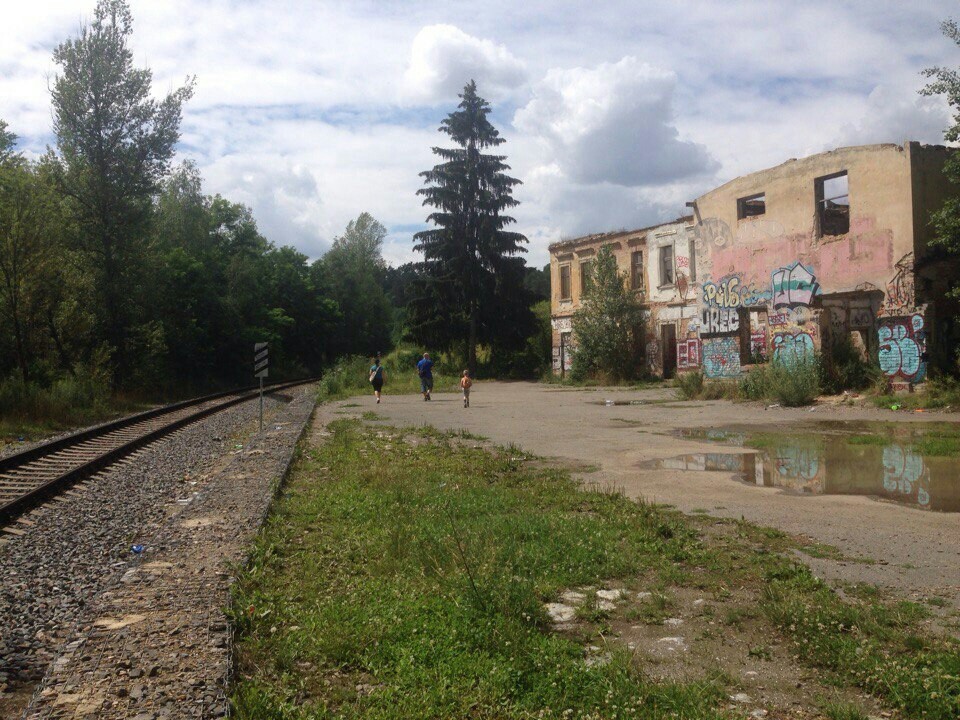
top-left (0, 378), bottom-right (316, 526)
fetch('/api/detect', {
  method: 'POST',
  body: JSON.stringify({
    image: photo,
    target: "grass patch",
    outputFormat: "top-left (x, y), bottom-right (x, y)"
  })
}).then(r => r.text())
top-left (872, 375), bottom-right (960, 411)
top-left (232, 420), bottom-right (960, 720)
top-left (231, 420), bottom-right (727, 718)
top-left (821, 701), bottom-right (870, 720)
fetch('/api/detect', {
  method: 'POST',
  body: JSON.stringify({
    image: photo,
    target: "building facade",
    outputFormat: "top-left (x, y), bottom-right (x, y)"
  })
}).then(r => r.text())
top-left (548, 218), bottom-right (696, 377)
top-left (549, 141), bottom-right (959, 385)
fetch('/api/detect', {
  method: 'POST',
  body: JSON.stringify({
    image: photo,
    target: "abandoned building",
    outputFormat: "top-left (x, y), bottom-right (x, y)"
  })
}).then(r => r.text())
top-left (549, 141), bottom-right (960, 386)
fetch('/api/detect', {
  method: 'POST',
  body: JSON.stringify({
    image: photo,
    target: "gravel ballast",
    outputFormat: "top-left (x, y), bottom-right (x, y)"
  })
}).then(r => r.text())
top-left (0, 384), bottom-right (316, 719)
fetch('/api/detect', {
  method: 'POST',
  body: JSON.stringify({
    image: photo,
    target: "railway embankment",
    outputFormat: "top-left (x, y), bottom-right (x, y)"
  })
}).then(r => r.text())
top-left (0, 384), bottom-right (316, 719)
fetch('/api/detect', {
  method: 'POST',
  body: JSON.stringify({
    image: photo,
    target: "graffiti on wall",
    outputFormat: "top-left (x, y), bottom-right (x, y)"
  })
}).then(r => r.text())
top-left (677, 338), bottom-right (702, 370)
top-left (765, 262), bottom-right (821, 365)
top-left (883, 252), bottom-right (915, 315)
top-left (701, 307), bottom-right (740, 336)
top-left (772, 331), bottom-right (814, 366)
top-left (771, 262), bottom-right (820, 309)
top-left (701, 274), bottom-right (769, 309)
top-left (551, 317), bottom-right (573, 332)
top-left (878, 314), bottom-right (926, 382)
top-left (702, 336), bottom-right (740, 378)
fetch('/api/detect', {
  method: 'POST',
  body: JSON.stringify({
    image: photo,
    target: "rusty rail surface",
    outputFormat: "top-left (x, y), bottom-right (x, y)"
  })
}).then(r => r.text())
top-left (0, 379), bottom-right (317, 525)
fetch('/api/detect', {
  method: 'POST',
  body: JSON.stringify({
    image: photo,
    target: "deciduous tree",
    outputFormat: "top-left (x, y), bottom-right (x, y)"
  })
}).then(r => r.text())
top-left (571, 245), bottom-right (644, 381)
top-left (50, 0), bottom-right (194, 382)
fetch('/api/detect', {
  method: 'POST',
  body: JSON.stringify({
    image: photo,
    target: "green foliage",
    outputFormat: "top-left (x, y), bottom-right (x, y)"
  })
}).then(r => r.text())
top-left (819, 335), bottom-right (881, 395)
top-left (412, 81), bottom-right (533, 373)
top-left (313, 212), bottom-right (394, 359)
top-left (675, 372), bottom-right (739, 400)
top-left (50, 0), bottom-right (195, 382)
top-left (674, 370), bottom-right (705, 399)
top-left (571, 245), bottom-right (643, 382)
top-left (871, 374), bottom-right (960, 411)
top-left (317, 346), bottom-right (458, 401)
top-left (740, 356), bottom-right (821, 406)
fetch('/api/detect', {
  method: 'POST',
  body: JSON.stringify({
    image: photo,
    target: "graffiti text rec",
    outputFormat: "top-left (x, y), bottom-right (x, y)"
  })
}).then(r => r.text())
top-left (878, 314), bottom-right (926, 382)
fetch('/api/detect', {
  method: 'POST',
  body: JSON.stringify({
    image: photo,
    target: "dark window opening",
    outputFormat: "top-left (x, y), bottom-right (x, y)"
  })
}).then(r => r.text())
top-left (737, 192), bottom-right (766, 219)
top-left (580, 260), bottom-right (593, 295)
top-left (659, 245), bottom-right (674, 286)
top-left (816, 171), bottom-right (849, 237)
top-left (559, 265), bottom-right (571, 300)
top-left (688, 241), bottom-right (697, 282)
top-left (631, 250), bottom-right (644, 291)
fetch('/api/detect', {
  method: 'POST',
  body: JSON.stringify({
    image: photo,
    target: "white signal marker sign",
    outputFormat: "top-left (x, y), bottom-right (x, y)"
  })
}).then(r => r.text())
top-left (254, 342), bottom-right (269, 378)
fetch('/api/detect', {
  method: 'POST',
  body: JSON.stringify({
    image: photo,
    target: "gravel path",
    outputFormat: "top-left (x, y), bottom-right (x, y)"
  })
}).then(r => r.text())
top-left (0, 385), bottom-right (316, 719)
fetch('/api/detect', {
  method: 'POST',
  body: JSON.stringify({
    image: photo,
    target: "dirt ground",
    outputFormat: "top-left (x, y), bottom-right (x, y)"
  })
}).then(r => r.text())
top-left (346, 381), bottom-right (960, 613)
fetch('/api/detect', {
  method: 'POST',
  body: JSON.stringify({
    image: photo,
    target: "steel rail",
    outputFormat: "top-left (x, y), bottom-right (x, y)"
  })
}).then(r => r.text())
top-left (0, 378), bottom-right (317, 525)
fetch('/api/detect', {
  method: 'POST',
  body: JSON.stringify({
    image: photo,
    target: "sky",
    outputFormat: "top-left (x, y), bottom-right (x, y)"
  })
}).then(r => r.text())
top-left (1, 1), bottom-right (957, 267)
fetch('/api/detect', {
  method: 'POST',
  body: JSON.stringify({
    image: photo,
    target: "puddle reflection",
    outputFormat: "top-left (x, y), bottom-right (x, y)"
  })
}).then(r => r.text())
top-left (642, 425), bottom-right (960, 512)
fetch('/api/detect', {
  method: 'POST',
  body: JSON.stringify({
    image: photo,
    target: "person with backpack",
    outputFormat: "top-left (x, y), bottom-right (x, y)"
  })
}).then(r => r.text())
top-left (417, 352), bottom-right (434, 401)
top-left (368, 356), bottom-right (385, 403)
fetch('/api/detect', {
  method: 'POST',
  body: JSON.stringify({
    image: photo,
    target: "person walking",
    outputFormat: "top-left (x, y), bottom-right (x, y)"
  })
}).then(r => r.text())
top-left (369, 356), bottom-right (385, 403)
top-left (417, 352), bottom-right (434, 401)
top-left (460, 369), bottom-right (472, 408)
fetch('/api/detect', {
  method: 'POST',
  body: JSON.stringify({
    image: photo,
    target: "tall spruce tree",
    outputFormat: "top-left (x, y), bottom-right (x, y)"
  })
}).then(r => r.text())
top-left (413, 81), bottom-right (531, 373)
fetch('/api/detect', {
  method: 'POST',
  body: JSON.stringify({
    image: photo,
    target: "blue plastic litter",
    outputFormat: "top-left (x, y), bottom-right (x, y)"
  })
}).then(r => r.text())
top-left (131, 544), bottom-right (145, 554)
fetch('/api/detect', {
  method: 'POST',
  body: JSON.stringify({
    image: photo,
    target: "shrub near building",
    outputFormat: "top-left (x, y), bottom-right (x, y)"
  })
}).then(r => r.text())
top-left (570, 245), bottom-right (644, 382)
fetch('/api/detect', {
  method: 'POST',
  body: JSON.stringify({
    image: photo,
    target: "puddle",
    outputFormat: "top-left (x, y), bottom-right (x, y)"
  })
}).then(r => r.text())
top-left (590, 399), bottom-right (646, 406)
top-left (641, 423), bottom-right (960, 512)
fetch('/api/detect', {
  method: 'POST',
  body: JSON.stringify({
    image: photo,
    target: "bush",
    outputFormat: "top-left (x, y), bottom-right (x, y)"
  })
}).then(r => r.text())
top-left (675, 371), bottom-right (705, 399)
top-left (820, 335), bottom-right (880, 394)
top-left (740, 356), bottom-right (820, 406)
top-left (0, 375), bottom-right (110, 426)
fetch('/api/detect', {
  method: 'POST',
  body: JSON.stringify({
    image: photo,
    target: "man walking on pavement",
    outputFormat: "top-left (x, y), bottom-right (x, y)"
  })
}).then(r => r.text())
top-left (417, 352), bottom-right (434, 401)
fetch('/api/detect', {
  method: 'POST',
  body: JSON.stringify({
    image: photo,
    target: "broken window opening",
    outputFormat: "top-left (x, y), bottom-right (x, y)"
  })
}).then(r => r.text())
top-left (580, 260), bottom-right (594, 295)
top-left (559, 264), bottom-right (571, 300)
top-left (688, 240), bottom-right (697, 282)
top-left (659, 245), bottom-right (675, 286)
top-left (737, 192), bottom-right (766, 219)
top-left (815, 171), bottom-right (849, 237)
top-left (631, 250), bottom-right (644, 291)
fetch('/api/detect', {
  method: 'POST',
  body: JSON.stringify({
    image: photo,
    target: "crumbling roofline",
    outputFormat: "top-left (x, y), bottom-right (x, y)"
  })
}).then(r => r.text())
top-left (548, 216), bottom-right (692, 253)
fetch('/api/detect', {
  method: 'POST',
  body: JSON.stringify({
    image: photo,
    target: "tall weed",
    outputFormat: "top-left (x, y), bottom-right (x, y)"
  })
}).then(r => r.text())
top-left (739, 357), bottom-right (820, 406)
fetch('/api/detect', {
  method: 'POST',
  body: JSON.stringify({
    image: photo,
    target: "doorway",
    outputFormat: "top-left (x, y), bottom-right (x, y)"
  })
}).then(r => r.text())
top-left (661, 324), bottom-right (677, 378)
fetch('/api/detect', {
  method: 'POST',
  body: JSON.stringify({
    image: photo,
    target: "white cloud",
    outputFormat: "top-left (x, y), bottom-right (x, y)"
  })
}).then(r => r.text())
top-left (833, 84), bottom-right (949, 148)
top-left (514, 57), bottom-right (717, 187)
top-left (402, 24), bottom-right (526, 104)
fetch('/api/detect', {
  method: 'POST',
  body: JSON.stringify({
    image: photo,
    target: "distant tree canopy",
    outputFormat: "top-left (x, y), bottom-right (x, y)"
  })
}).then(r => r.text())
top-left (312, 212), bottom-right (393, 359)
top-left (0, 3), bottom-right (553, 416)
top-left (412, 81), bottom-right (534, 373)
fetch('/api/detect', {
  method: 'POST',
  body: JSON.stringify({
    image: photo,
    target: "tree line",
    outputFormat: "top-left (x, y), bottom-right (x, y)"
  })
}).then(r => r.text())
top-left (0, 0), bottom-right (549, 418)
